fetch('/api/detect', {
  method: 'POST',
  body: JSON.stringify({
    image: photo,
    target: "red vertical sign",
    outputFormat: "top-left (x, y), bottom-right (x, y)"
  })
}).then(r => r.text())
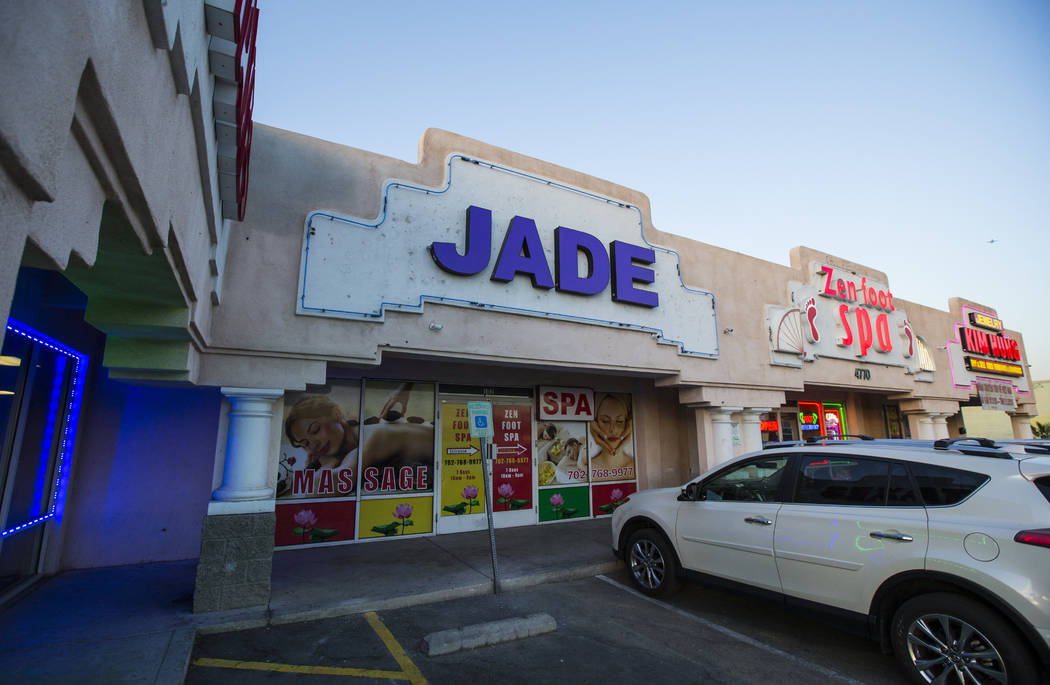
top-left (492, 404), bottom-right (533, 511)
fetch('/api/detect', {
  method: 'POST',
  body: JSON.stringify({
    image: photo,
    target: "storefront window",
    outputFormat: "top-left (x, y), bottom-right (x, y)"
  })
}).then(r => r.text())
top-left (274, 381), bottom-right (640, 548)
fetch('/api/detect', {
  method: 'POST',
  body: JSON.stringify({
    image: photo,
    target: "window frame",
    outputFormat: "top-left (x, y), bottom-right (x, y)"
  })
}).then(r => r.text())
top-left (687, 454), bottom-right (796, 504)
top-left (787, 452), bottom-right (924, 508)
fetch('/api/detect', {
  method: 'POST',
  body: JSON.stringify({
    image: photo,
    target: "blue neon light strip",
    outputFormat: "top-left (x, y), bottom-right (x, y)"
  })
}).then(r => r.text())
top-left (299, 154), bottom-right (720, 358)
top-left (1, 319), bottom-right (88, 538)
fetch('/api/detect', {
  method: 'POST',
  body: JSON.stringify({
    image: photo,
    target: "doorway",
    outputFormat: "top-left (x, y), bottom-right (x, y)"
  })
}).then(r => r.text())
top-left (0, 319), bottom-right (87, 596)
top-left (435, 390), bottom-right (535, 534)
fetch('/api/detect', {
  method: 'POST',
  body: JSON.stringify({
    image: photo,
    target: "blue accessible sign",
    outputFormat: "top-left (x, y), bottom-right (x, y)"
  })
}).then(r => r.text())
top-left (467, 401), bottom-right (494, 439)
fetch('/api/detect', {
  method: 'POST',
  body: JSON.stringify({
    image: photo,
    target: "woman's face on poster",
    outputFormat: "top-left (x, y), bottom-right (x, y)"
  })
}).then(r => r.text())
top-left (289, 408), bottom-right (351, 459)
top-left (596, 396), bottom-right (628, 439)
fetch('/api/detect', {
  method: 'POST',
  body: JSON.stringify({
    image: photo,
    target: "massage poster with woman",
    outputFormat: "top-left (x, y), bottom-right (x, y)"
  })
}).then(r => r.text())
top-left (536, 388), bottom-right (637, 522)
top-left (275, 382), bottom-right (362, 547)
top-left (588, 392), bottom-right (636, 483)
top-left (274, 380), bottom-right (438, 547)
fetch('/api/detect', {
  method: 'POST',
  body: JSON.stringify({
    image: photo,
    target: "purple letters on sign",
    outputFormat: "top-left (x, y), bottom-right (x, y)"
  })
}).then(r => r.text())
top-left (430, 205), bottom-right (492, 276)
top-left (610, 241), bottom-right (658, 308)
top-left (555, 227), bottom-right (610, 296)
top-left (429, 205), bottom-right (658, 307)
top-left (490, 216), bottom-right (555, 289)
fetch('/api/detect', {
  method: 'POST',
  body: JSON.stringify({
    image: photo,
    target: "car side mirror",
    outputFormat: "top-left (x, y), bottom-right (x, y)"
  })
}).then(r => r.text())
top-left (678, 482), bottom-right (703, 502)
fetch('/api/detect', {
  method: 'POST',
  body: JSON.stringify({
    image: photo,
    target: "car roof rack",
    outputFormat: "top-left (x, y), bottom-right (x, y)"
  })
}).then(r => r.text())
top-left (932, 437), bottom-right (1015, 459)
top-left (804, 434), bottom-right (874, 444)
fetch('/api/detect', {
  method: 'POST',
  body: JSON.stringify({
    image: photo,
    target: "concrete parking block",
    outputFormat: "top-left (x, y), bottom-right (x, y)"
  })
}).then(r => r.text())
top-left (421, 612), bottom-right (557, 656)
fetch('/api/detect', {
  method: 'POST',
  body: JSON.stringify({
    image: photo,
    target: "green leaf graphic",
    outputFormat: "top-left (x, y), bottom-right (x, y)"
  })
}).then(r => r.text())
top-left (310, 529), bottom-right (339, 540)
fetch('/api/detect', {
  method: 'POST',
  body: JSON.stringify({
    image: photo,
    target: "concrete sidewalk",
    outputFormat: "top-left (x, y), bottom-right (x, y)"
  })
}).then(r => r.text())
top-left (0, 518), bottom-right (620, 683)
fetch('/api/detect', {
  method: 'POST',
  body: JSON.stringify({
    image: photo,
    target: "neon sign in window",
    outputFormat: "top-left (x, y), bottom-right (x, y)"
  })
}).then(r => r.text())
top-left (1, 319), bottom-right (87, 538)
top-left (798, 401), bottom-right (822, 431)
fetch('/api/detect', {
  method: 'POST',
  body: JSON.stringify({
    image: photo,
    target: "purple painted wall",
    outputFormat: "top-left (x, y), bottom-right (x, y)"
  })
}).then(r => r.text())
top-left (60, 380), bottom-right (220, 569)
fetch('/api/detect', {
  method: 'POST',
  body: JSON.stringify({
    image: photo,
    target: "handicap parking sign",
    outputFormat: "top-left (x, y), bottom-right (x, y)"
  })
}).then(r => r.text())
top-left (467, 401), bottom-right (494, 439)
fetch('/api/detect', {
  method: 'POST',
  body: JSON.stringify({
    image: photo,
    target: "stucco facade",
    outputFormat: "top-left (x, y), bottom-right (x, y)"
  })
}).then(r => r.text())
top-left (0, 2), bottom-right (1038, 611)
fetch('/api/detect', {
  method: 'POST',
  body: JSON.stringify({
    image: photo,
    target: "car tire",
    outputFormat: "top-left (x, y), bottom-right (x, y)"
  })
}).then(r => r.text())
top-left (890, 592), bottom-right (1039, 685)
top-left (626, 528), bottom-right (680, 597)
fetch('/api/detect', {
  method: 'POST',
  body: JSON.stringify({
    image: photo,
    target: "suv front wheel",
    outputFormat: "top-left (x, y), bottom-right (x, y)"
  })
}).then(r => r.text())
top-left (890, 592), bottom-right (1038, 684)
top-left (626, 528), bottom-right (680, 597)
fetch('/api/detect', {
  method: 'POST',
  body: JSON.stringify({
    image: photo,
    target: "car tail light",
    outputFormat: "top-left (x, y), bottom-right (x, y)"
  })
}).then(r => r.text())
top-left (1014, 529), bottom-right (1050, 549)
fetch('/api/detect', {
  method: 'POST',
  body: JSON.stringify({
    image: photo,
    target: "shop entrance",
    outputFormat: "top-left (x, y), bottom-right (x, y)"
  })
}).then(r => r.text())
top-left (0, 320), bottom-right (86, 597)
top-left (436, 391), bottom-right (535, 534)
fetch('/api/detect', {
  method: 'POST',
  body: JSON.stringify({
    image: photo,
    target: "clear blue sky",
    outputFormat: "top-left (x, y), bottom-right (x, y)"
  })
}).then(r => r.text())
top-left (253, 0), bottom-right (1050, 381)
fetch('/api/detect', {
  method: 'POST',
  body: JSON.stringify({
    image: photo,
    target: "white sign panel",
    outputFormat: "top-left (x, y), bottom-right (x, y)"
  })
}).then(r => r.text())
top-left (537, 386), bottom-right (595, 421)
top-left (975, 380), bottom-right (1017, 412)
top-left (766, 262), bottom-right (928, 379)
top-left (297, 156), bottom-right (718, 356)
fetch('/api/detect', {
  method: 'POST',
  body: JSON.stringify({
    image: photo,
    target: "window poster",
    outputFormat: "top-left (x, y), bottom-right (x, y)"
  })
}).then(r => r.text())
top-left (536, 420), bottom-right (588, 486)
top-left (439, 402), bottom-right (485, 516)
top-left (591, 482), bottom-right (637, 517)
top-left (359, 381), bottom-right (436, 495)
top-left (275, 499), bottom-right (357, 547)
top-left (279, 382), bottom-right (361, 500)
top-left (492, 404), bottom-right (532, 511)
top-left (588, 392), bottom-right (635, 482)
top-left (538, 485), bottom-right (589, 523)
top-left (358, 495), bottom-right (434, 539)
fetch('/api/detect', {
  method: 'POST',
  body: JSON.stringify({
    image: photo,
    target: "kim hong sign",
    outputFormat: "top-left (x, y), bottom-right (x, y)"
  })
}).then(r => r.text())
top-left (297, 156), bottom-right (717, 356)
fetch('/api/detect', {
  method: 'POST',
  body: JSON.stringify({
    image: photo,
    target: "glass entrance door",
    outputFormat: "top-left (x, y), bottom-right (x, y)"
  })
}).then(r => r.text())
top-left (0, 323), bottom-right (82, 595)
top-left (436, 394), bottom-right (535, 534)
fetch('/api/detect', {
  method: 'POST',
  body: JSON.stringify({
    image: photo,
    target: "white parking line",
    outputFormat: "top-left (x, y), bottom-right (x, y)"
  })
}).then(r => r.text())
top-left (596, 575), bottom-right (868, 685)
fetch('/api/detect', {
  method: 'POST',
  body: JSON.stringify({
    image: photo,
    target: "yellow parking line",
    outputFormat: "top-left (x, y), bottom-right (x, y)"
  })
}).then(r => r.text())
top-left (365, 611), bottom-right (428, 685)
top-left (192, 657), bottom-right (406, 678)
top-left (192, 611), bottom-right (427, 683)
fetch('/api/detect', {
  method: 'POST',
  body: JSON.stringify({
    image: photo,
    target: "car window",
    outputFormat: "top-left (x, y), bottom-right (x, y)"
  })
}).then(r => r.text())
top-left (908, 462), bottom-right (989, 505)
top-left (701, 457), bottom-right (790, 503)
top-left (887, 462), bottom-right (919, 506)
top-left (1036, 476), bottom-right (1050, 505)
top-left (794, 455), bottom-right (889, 506)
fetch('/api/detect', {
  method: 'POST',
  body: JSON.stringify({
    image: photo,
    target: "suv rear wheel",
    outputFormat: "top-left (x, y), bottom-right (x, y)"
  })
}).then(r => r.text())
top-left (890, 592), bottom-right (1038, 684)
top-left (626, 528), bottom-right (680, 597)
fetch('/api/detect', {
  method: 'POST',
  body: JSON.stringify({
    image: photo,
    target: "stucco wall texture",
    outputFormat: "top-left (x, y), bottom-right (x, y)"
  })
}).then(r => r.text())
top-left (213, 124), bottom-right (1035, 416)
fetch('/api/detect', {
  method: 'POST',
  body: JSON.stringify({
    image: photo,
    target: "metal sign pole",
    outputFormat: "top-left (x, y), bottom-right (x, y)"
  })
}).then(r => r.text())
top-left (481, 438), bottom-right (501, 594)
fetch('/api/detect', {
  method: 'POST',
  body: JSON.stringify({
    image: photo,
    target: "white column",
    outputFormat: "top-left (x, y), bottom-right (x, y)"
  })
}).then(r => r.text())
top-left (710, 407), bottom-right (742, 466)
top-left (737, 408), bottom-right (770, 455)
top-left (690, 407), bottom-right (711, 477)
top-left (912, 413), bottom-right (935, 441)
top-left (1011, 415), bottom-right (1035, 440)
top-left (213, 387), bottom-right (284, 503)
top-left (930, 413), bottom-right (951, 441)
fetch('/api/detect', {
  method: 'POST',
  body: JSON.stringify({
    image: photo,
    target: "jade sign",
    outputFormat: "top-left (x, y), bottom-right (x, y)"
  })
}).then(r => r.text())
top-left (297, 155), bottom-right (718, 357)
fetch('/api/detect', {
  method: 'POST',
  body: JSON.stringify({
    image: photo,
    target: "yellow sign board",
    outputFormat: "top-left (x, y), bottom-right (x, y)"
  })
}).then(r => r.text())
top-left (439, 403), bottom-right (485, 516)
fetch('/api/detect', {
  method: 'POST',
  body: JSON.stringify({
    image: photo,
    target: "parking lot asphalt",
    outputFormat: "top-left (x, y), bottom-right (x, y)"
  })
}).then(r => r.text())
top-left (188, 570), bottom-right (905, 685)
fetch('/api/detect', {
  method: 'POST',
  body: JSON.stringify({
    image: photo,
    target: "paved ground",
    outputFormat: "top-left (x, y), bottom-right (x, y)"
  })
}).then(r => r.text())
top-left (188, 568), bottom-right (905, 684)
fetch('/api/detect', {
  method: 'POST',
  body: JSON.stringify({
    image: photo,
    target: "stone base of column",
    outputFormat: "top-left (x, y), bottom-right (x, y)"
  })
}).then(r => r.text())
top-left (193, 511), bottom-right (275, 613)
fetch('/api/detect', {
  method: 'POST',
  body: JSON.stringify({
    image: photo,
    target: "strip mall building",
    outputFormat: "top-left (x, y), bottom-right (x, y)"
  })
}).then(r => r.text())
top-left (0, 1), bottom-right (1038, 612)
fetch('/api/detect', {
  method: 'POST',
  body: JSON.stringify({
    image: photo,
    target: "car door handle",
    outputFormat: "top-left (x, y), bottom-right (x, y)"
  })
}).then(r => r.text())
top-left (870, 531), bottom-right (914, 542)
top-left (745, 516), bottom-right (773, 525)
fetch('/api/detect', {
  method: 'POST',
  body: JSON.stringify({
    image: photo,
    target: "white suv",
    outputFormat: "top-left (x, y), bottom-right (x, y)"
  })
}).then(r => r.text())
top-left (611, 437), bottom-right (1050, 684)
